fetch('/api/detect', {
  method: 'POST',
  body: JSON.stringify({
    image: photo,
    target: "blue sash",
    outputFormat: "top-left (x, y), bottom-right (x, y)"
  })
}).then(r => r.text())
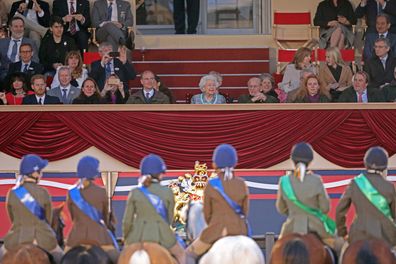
top-left (209, 177), bottom-right (252, 237)
top-left (12, 185), bottom-right (46, 221)
top-left (69, 186), bottom-right (119, 250)
top-left (138, 186), bottom-right (186, 248)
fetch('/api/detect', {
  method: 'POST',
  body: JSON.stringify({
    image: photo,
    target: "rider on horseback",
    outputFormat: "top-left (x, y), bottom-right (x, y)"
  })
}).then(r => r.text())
top-left (186, 144), bottom-right (250, 262)
top-left (276, 142), bottom-right (336, 248)
top-left (122, 154), bottom-right (186, 264)
top-left (66, 156), bottom-right (119, 262)
top-left (0, 154), bottom-right (63, 262)
top-left (336, 146), bottom-right (396, 246)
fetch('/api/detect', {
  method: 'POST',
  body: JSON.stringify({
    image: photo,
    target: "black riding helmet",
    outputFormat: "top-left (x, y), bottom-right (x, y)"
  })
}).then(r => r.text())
top-left (364, 146), bottom-right (388, 171)
top-left (290, 142), bottom-right (313, 165)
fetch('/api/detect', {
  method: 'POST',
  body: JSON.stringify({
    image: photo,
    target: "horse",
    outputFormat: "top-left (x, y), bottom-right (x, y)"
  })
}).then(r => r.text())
top-left (118, 242), bottom-right (176, 264)
top-left (269, 233), bottom-right (335, 264)
top-left (185, 201), bottom-right (265, 264)
top-left (1, 244), bottom-right (55, 264)
top-left (342, 239), bottom-right (396, 264)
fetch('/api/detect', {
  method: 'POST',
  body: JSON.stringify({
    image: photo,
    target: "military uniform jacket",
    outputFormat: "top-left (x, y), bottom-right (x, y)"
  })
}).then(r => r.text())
top-left (4, 182), bottom-right (57, 251)
top-left (200, 175), bottom-right (249, 244)
top-left (336, 172), bottom-right (396, 246)
top-left (122, 182), bottom-right (176, 249)
top-left (276, 172), bottom-right (332, 239)
top-left (66, 182), bottom-right (114, 247)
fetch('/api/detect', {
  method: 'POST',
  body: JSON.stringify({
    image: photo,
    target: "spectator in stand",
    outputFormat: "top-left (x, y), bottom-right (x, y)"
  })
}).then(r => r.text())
top-left (154, 75), bottom-right (175, 104)
top-left (338, 71), bottom-right (385, 102)
top-left (39, 16), bottom-right (77, 76)
top-left (3, 73), bottom-right (34, 105)
top-left (22, 74), bottom-right (62, 104)
top-left (72, 78), bottom-right (106, 104)
top-left (47, 66), bottom-right (80, 104)
top-left (51, 50), bottom-right (88, 89)
top-left (52, 0), bottom-right (91, 53)
top-left (91, 0), bottom-right (134, 50)
top-left (238, 77), bottom-right (278, 103)
top-left (364, 14), bottom-right (396, 61)
top-left (0, 92), bottom-right (6, 105)
top-left (89, 42), bottom-right (136, 92)
top-left (174, 0), bottom-right (199, 34)
top-left (191, 74), bottom-right (226, 104)
top-left (9, 0), bottom-right (50, 49)
top-left (100, 74), bottom-right (128, 103)
top-left (355, 0), bottom-right (396, 34)
top-left (288, 74), bottom-right (332, 103)
top-left (209, 70), bottom-right (223, 89)
top-left (127, 70), bottom-right (169, 104)
top-left (382, 66), bottom-right (396, 101)
top-left (278, 47), bottom-right (316, 94)
top-left (364, 37), bottom-right (396, 88)
top-left (286, 69), bottom-right (316, 103)
top-left (259, 73), bottom-right (280, 102)
top-left (6, 43), bottom-right (43, 89)
top-left (0, 17), bottom-right (38, 81)
top-left (319, 47), bottom-right (353, 101)
top-left (314, 0), bottom-right (356, 49)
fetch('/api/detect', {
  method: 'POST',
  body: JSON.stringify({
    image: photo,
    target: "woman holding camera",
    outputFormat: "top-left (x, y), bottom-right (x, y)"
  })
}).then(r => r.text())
top-left (100, 74), bottom-right (129, 104)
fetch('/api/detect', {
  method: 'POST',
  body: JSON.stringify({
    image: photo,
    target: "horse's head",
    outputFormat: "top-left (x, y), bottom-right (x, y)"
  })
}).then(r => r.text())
top-left (1, 244), bottom-right (53, 264)
top-left (343, 239), bottom-right (396, 264)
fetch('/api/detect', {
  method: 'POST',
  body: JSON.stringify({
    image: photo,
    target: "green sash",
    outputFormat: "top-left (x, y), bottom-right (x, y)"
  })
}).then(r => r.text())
top-left (280, 175), bottom-right (336, 235)
top-left (354, 173), bottom-right (394, 222)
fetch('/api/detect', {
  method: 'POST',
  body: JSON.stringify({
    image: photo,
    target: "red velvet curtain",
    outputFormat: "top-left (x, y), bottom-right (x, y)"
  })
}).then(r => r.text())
top-left (0, 110), bottom-right (395, 169)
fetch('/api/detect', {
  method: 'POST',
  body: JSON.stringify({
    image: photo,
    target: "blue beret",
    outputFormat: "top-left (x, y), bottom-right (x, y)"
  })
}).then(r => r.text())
top-left (212, 144), bottom-right (238, 168)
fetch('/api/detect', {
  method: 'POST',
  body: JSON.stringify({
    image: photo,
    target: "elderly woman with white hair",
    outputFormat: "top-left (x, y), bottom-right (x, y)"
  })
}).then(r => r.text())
top-left (191, 74), bottom-right (227, 104)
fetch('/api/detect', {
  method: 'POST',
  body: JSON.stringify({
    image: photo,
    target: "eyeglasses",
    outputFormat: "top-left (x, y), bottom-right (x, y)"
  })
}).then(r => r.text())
top-left (374, 45), bottom-right (386, 49)
top-left (20, 50), bottom-right (32, 53)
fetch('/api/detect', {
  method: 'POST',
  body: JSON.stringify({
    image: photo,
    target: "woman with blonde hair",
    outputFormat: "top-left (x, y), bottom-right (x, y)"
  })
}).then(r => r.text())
top-left (279, 47), bottom-right (316, 93)
top-left (289, 74), bottom-right (331, 103)
top-left (51, 50), bottom-right (88, 89)
top-left (319, 47), bottom-right (353, 101)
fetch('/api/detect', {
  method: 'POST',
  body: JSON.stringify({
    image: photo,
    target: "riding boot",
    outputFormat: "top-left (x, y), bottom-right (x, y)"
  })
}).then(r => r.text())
top-left (0, 245), bottom-right (7, 261)
top-left (169, 242), bottom-right (186, 264)
top-left (185, 251), bottom-right (198, 264)
top-left (50, 245), bottom-right (64, 264)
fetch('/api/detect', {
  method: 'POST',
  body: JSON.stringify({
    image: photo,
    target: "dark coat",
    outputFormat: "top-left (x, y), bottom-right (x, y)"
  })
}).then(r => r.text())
top-left (314, 0), bottom-right (357, 29)
top-left (72, 94), bottom-right (106, 104)
top-left (52, 0), bottom-right (91, 32)
top-left (355, 0), bottom-right (396, 33)
top-left (336, 172), bottom-right (396, 246)
top-left (9, 0), bottom-right (51, 27)
top-left (127, 89), bottom-right (170, 104)
top-left (237, 94), bottom-right (279, 103)
top-left (382, 83), bottom-right (396, 101)
top-left (364, 33), bottom-right (396, 60)
top-left (337, 86), bottom-right (385, 102)
top-left (22, 94), bottom-right (62, 104)
top-left (364, 55), bottom-right (396, 87)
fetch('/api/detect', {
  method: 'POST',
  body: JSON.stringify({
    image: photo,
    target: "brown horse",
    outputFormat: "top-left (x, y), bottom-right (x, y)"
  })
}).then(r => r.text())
top-left (1, 244), bottom-right (54, 264)
top-left (342, 239), bottom-right (396, 264)
top-left (270, 233), bottom-right (335, 264)
top-left (118, 242), bottom-right (177, 264)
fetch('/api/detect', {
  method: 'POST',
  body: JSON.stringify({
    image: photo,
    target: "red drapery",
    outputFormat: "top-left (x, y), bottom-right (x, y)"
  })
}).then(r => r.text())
top-left (0, 109), bottom-right (395, 169)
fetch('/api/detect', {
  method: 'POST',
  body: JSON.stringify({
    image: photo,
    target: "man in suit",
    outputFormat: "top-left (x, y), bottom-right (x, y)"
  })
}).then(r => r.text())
top-left (9, 0), bottom-right (50, 49)
top-left (47, 66), bottom-right (80, 104)
top-left (6, 43), bottom-right (43, 87)
top-left (336, 146), bottom-right (396, 246)
top-left (52, 0), bottom-right (91, 53)
top-left (364, 37), bottom-right (396, 87)
top-left (355, 0), bottom-right (396, 33)
top-left (22, 74), bottom-right (61, 104)
top-left (127, 70), bottom-right (170, 104)
top-left (0, 154), bottom-right (64, 263)
top-left (364, 14), bottom-right (396, 61)
top-left (0, 17), bottom-right (38, 81)
top-left (174, 0), bottom-right (199, 34)
top-left (89, 41), bottom-right (136, 91)
top-left (338, 71), bottom-right (385, 102)
top-left (91, 0), bottom-right (133, 50)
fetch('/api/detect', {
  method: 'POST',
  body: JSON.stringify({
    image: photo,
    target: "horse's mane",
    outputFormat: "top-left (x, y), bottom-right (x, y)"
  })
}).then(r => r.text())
top-left (1, 244), bottom-right (52, 264)
top-left (343, 239), bottom-right (395, 264)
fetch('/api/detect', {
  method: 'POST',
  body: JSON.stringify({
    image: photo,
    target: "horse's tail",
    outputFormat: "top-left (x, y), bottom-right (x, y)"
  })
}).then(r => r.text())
top-left (129, 249), bottom-right (151, 264)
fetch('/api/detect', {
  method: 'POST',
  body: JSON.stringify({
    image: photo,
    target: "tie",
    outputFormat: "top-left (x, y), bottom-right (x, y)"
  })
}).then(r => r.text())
top-left (146, 92), bottom-right (150, 100)
top-left (23, 64), bottom-right (29, 72)
top-left (38, 98), bottom-right (42, 105)
top-left (10, 40), bottom-right (19, 62)
top-left (69, 2), bottom-right (77, 35)
top-left (107, 2), bottom-right (113, 21)
top-left (357, 93), bottom-right (363, 103)
top-left (62, 88), bottom-right (68, 103)
top-left (105, 62), bottom-right (112, 79)
top-left (380, 34), bottom-right (385, 38)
